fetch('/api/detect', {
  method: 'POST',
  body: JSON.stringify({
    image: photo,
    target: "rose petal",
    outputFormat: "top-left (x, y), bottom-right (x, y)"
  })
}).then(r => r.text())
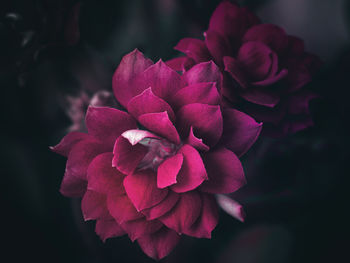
top-left (240, 88), bottom-right (280, 107)
top-left (121, 218), bottom-right (163, 242)
top-left (183, 193), bottom-right (219, 238)
top-left (176, 103), bottom-right (223, 147)
top-left (60, 172), bottom-right (87, 197)
top-left (243, 24), bottom-right (288, 53)
top-left (216, 194), bottom-right (245, 222)
top-left (252, 69), bottom-right (288, 86)
top-left (182, 61), bottom-right (222, 92)
top-left (85, 106), bottom-right (137, 149)
top-left (170, 144), bottom-right (207, 193)
top-left (174, 38), bottom-right (211, 63)
top-left (200, 148), bottom-right (246, 194)
top-left (112, 136), bottom-right (148, 176)
top-left (124, 169), bottom-right (168, 211)
top-left (171, 82), bottom-right (220, 111)
top-left (165, 57), bottom-right (189, 72)
top-left (134, 60), bottom-right (182, 103)
top-left (141, 191), bottom-right (180, 220)
top-left (160, 191), bottom-right (201, 234)
top-left (87, 152), bottom-right (125, 195)
top-left (205, 30), bottom-right (232, 66)
top-left (50, 132), bottom-right (91, 157)
top-left (107, 193), bottom-right (143, 224)
top-left (223, 56), bottom-right (249, 89)
top-left (121, 129), bottom-right (161, 146)
top-left (81, 190), bottom-right (109, 221)
top-left (186, 126), bottom-right (210, 152)
top-left (112, 49), bottom-right (153, 107)
top-left (138, 112), bottom-right (180, 144)
top-left (127, 87), bottom-right (175, 122)
top-left (137, 227), bottom-right (180, 260)
top-left (66, 140), bottom-right (108, 181)
top-left (95, 218), bottom-right (125, 242)
top-left (157, 154), bottom-right (183, 188)
top-left (220, 109), bottom-right (262, 157)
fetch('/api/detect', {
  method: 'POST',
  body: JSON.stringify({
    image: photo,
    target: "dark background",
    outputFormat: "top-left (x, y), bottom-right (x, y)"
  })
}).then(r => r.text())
top-left (1, 0), bottom-right (349, 262)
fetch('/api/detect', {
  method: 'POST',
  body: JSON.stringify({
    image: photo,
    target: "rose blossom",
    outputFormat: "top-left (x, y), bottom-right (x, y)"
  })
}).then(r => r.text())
top-left (168, 1), bottom-right (321, 137)
top-left (51, 49), bottom-right (262, 259)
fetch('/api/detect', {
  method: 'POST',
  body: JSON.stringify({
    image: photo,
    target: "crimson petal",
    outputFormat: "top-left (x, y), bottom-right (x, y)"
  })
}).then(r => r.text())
top-left (200, 148), bottom-right (246, 194)
top-left (95, 218), bottom-right (125, 242)
top-left (112, 49), bottom-right (153, 107)
top-left (121, 218), bottom-right (163, 242)
top-left (186, 126), bottom-right (210, 152)
top-left (174, 38), bottom-right (211, 63)
top-left (81, 190), bottom-right (109, 221)
top-left (50, 132), bottom-right (91, 157)
top-left (107, 193), bottom-right (143, 224)
top-left (124, 170), bottom-right (168, 211)
top-left (205, 30), bottom-right (232, 66)
top-left (157, 153), bottom-right (183, 188)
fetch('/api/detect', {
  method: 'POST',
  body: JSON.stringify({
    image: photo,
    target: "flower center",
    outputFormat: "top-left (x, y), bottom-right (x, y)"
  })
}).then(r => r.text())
top-left (137, 138), bottom-right (181, 171)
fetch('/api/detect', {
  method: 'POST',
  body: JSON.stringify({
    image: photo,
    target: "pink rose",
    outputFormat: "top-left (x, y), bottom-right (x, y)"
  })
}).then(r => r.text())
top-left (52, 49), bottom-right (262, 259)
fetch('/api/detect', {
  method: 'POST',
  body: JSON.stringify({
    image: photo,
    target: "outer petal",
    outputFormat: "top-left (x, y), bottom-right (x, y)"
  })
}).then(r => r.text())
top-left (171, 82), bottom-right (220, 111)
top-left (220, 109), bottom-right (262, 157)
top-left (120, 219), bottom-right (163, 242)
top-left (60, 171), bottom-right (87, 197)
top-left (85, 106), bottom-right (137, 149)
top-left (141, 191), bottom-right (180, 220)
top-left (183, 193), bottom-right (219, 238)
top-left (138, 112), bottom-right (180, 144)
top-left (137, 227), bottom-right (180, 260)
top-left (107, 193), bottom-right (143, 224)
top-left (170, 145), bottom-right (208, 193)
top-left (87, 153), bottom-right (125, 195)
top-left (239, 88), bottom-right (280, 107)
top-left (200, 148), bottom-right (246, 194)
top-left (95, 218), bottom-right (126, 242)
top-left (223, 56), bottom-right (249, 89)
top-left (112, 49), bottom-right (153, 107)
top-left (160, 191), bottom-right (201, 234)
top-left (50, 132), bottom-right (91, 157)
top-left (176, 103), bottom-right (223, 147)
top-left (112, 136), bottom-right (148, 176)
top-left (134, 60), bottom-right (182, 103)
top-left (182, 61), bottom-right (222, 92)
top-left (165, 57), bottom-right (188, 72)
top-left (157, 153), bottom-right (183, 188)
top-left (123, 170), bottom-right (168, 211)
top-left (205, 30), bottom-right (232, 66)
top-left (174, 38), bottom-right (211, 63)
top-left (66, 140), bottom-right (108, 181)
top-left (81, 190), bottom-right (109, 221)
top-left (216, 194), bottom-right (245, 222)
top-left (127, 87), bottom-right (175, 122)
top-left (243, 24), bottom-right (288, 54)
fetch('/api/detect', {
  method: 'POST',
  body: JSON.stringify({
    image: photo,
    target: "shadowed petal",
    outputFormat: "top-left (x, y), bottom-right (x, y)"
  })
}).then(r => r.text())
top-left (240, 88), bottom-right (280, 107)
top-left (124, 170), bottom-right (168, 211)
top-left (205, 30), bottom-right (232, 66)
top-left (81, 190), bottom-right (109, 221)
top-left (107, 193), bottom-right (143, 224)
top-left (223, 56), bottom-right (249, 89)
top-left (112, 136), bottom-right (148, 176)
top-left (160, 191), bottom-right (201, 234)
top-left (50, 132), bottom-right (91, 157)
top-left (112, 49), bottom-right (153, 107)
top-left (174, 38), bottom-right (211, 62)
top-left (137, 227), bottom-right (180, 260)
top-left (95, 218), bottom-right (125, 242)
top-left (200, 148), bottom-right (246, 194)
top-left (171, 145), bottom-right (207, 193)
top-left (138, 112), bottom-right (180, 144)
top-left (86, 106), bottom-right (137, 149)
top-left (157, 154), bottom-right (183, 188)
top-left (221, 109), bottom-right (262, 157)
top-left (183, 193), bottom-right (219, 238)
top-left (121, 218), bottom-right (163, 242)
top-left (60, 171), bottom-right (87, 197)
top-left (127, 87), bottom-right (175, 122)
top-left (186, 126), bottom-right (210, 152)
top-left (141, 191), bottom-right (180, 220)
top-left (176, 103), bottom-right (223, 147)
top-left (87, 152), bottom-right (125, 195)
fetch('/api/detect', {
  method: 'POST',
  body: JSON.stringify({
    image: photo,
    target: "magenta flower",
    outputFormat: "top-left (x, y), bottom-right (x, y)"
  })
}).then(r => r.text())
top-left (52, 49), bottom-right (262, 259)
top-left (168, 1), bottom-right (321, 137)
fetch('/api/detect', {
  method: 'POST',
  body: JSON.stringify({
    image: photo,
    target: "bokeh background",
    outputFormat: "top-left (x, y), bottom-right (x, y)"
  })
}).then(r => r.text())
top-left (1, 0), bottom-right (349, 262)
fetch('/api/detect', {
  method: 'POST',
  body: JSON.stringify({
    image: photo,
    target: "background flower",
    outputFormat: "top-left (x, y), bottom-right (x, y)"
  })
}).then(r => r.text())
top-left (169, 1), bottom-right (322, 137)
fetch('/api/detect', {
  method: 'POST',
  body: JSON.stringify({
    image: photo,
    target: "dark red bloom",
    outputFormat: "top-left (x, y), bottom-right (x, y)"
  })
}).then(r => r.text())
top-left (52, 49), bottom-right (262, 259)
top-left (168, 1), bottom-right (321, 137)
